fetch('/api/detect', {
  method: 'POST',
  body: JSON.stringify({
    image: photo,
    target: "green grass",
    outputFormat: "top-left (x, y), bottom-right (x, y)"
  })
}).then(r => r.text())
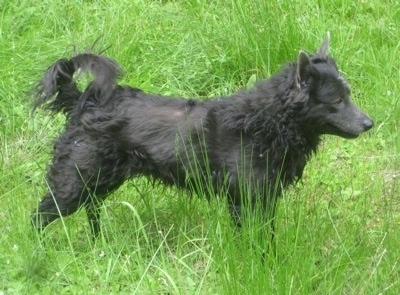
top-left (1, 0), bottom-right (400, 293)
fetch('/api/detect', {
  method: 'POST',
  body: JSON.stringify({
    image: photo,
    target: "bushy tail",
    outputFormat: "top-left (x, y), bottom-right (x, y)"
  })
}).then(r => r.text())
top-left (33, 53), bottom-right (123, 117)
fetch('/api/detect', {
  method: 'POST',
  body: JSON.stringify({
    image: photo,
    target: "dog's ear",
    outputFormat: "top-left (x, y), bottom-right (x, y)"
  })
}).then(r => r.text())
top-left (317, 32), bottom-right (330, 59)
top-left (296, 51), bottom-right (312, 89)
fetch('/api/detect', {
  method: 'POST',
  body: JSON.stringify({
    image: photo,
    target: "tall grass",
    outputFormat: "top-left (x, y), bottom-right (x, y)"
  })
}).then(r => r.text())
top-left (1, 0), bottom-right (399, 293)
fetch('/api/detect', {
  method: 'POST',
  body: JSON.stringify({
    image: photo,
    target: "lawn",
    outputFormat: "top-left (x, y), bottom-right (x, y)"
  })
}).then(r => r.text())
top-left (1, 0), bottom-right (399, 294)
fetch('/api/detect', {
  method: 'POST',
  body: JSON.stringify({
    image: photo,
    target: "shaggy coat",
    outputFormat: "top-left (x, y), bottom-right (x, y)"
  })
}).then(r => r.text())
top-left (32, 34), bottom-right (373, 238)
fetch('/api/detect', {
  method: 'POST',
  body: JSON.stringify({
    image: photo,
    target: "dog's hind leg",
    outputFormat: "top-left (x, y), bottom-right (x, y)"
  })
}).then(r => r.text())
top-left (32, 131), bottom-right (131, 237)
top-left (32, 188), bottom-right (88, 233)
top-left (31, 162), bottom-right (93, 234)
top-left (32, 161), bottom-right (124, 237)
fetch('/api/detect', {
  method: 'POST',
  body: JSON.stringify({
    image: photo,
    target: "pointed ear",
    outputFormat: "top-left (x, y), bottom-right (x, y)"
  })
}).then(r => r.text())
top-left (296, 51), bottom-right (311, 89)
top-left (317, 32), bottom-right (330, 58)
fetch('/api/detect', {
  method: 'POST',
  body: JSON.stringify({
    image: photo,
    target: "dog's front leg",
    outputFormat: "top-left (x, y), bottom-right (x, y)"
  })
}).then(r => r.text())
top-left (260, 195), bottom-right (279, 260)
top-left (84, 197), bottom-right (103, 238)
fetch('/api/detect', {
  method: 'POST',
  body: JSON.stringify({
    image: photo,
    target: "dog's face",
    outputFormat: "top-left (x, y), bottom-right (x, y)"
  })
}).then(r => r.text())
top-left (296, 34), bottom-right (374, 138)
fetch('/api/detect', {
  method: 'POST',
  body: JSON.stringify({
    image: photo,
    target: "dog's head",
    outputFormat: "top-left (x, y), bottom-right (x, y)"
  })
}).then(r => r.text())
top-left (296, 33), bottom-right (373, 138)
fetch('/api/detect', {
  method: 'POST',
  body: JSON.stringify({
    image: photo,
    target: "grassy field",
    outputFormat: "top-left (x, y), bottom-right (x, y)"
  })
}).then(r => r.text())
top-left (1, 0), bottom-right (399, 294)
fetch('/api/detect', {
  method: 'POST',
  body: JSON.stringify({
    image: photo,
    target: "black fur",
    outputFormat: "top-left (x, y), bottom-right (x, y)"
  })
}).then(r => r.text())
top-left (32, 34), bottom-right (373, 239)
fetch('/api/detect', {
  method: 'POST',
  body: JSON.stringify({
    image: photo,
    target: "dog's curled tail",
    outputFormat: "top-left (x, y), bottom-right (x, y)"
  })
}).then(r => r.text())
top-left (33, 53), bottom-right (123, 116)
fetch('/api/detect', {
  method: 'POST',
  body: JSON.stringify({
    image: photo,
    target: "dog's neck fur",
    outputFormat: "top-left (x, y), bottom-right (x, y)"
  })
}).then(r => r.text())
top-left (215, 63), bottom-right (321, 187)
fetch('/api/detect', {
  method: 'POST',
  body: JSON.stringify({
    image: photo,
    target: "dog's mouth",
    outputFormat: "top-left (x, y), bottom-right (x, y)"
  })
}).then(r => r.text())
top-left (336, 130), bottom-right (360, 139)
top-left (323, 124), bottom-right (361, 139)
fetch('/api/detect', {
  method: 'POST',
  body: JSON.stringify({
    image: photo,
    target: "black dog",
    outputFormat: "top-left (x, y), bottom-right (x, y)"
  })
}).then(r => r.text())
top-left (32, 34), bottom-right (373, 239)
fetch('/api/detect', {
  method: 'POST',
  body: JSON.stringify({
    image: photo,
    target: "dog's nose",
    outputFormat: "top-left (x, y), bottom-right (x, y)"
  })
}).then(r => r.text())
top-left (363, 118), bottom-right (374, 131)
